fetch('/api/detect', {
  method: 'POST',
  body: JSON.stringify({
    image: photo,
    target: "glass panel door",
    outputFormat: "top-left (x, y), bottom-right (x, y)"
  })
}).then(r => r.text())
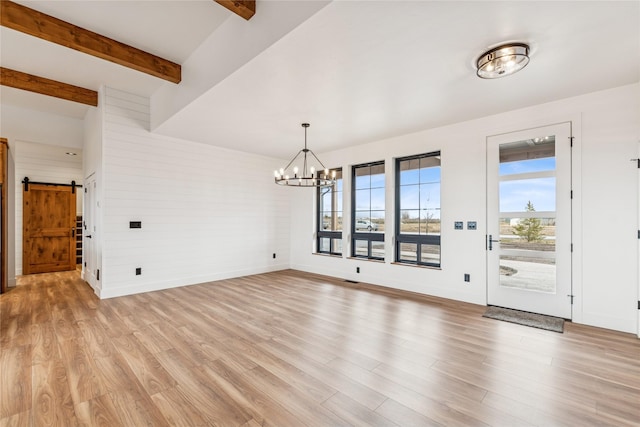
top-left (487, 123), bottom-right (572, 319)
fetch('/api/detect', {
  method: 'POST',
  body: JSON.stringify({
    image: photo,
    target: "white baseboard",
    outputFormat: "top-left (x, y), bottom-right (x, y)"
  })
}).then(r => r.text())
top-left (98, 264), bottom-right (289, 299)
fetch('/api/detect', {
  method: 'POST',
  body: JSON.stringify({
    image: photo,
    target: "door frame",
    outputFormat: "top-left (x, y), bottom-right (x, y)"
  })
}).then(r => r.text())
top-left (0, 138), bottom-right (7, 293)
top-left (486, 121), bottom-right (574, 319)
top-left (82, 175), bottom-right (98, 291)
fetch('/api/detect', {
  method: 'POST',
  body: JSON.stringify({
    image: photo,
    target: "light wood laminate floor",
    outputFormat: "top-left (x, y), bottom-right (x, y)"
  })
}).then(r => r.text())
top-left (1, 269), bottom-right (639, 426)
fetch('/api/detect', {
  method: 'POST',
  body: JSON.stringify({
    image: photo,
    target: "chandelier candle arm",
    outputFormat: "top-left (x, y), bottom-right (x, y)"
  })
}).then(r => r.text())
top-left (273, 123), bottom-right (336, 187)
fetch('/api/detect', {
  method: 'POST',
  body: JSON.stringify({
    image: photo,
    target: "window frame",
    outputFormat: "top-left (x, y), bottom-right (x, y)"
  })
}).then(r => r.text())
top-left (395, 151), bottom-right (441, 267)
top-left (351, 161), bottom-right (385, 260)
top-left (316, 168), bottom-right (343, 256)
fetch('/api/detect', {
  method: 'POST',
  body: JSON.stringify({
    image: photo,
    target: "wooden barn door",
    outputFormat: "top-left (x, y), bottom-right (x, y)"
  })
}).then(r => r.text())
top-left (23, 183), bottom-right (76, 274)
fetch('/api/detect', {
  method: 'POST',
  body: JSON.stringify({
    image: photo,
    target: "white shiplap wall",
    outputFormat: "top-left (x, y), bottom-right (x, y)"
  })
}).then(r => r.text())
top-left (99, 88), bottom-right (290, 298)
top-left (14, 141), bottom-right (83, 276)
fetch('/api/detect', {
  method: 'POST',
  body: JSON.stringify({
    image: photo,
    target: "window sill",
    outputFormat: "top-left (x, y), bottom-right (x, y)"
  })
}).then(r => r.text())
top-left (313, 252), bottom-right (343, 259)
top-left (391, 262), bottom-right (442, 271)
top-left (346, 257), bottom-right (385, 264)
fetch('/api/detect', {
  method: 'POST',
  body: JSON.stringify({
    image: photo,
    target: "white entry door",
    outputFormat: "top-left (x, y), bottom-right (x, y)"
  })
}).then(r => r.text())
top-left (487, 122), bottom-right (572, 319)
top-left (83, 177), bottom-right (98, 290)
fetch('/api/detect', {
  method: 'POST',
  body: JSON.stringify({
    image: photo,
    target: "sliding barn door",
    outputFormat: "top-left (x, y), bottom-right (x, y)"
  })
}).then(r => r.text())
top-left (23, 184), bottom-right (77, 274)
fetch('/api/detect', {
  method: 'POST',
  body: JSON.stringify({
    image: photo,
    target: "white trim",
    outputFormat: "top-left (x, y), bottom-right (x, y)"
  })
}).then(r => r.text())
top-left (98, 265), bottom-right (289, 299)
top-left (499, 170), bottom-right (555, 182)
top-left (499, 211), bottom-right (556, 219)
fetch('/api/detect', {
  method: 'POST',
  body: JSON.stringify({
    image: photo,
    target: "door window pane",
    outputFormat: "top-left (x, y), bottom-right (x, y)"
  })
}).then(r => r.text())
top-left (499, 178), bottom-right (556, 212)
top-left (499, 135), bottom-right (555, 176)
top-left (498, 136), bottom-right (558, 294)
top-left (499, 217), bottom-right (556, 251)
top-left (500, 255), bottom-right (556, 293)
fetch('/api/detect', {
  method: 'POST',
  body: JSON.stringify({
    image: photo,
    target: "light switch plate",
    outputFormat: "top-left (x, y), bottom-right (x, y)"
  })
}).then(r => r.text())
top-left (454, 221), bottom-right (463, 230)
top-left (467, 221), bottom-right (477, 230)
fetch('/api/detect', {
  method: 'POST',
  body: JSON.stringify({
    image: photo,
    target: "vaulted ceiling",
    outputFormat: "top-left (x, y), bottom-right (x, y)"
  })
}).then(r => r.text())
top-left (1, 1), bottom-right (639, 158)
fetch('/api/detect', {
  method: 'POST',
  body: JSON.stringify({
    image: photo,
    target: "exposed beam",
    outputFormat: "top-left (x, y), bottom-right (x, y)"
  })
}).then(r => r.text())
top-left (215, 0), bottom-right (255, 20)
top-left (0, 0), bottom-right (181, 83)
top-left (0, 67), bottom-right (98, 106)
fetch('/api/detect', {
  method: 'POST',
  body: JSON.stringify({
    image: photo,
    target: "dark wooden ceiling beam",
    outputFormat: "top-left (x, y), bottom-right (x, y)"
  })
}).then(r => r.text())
top-left (215, 0), bottom-right (255, 20)
top-left (0, 67), bottom-right (98, 106)
top-left (0, 0), bottom-right (181, 83)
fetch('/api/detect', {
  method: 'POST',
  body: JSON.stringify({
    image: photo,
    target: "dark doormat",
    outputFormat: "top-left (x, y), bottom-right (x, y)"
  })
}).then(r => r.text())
top-left (483, 306), bottom-right (564, 333)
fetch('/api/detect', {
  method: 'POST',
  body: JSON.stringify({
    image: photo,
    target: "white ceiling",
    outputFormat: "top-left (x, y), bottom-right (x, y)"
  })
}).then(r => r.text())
top-left (1, 0), bottom-right (231, 116)
top-left (16, 139), bottom-right (83, 164)
top-left (1, 1), bottom-right (639, 158)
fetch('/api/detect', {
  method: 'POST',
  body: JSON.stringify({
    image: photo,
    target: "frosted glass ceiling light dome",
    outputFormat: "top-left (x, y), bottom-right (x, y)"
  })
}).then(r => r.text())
top-left (476, 43), bottom-right (530, 79)
top-left (274, 123), bottom-right (336, 188)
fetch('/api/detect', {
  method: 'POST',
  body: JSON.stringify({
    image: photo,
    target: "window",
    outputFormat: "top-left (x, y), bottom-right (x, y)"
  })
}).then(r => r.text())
top-left (396, 152), bottom-right (441, 267)
top-left (317, 168), bottom-right (343, 255)
top-left (352, 162), bottom-right (385, 259)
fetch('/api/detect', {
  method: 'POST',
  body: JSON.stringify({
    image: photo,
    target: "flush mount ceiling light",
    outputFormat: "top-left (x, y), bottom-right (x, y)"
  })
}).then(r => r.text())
top-left (476, 43), bottom-right (530, 79)
top-left (274, 123), bottom-right (336, 188)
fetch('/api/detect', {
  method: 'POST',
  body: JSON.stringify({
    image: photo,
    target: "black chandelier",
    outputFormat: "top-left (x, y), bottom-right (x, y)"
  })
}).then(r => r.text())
top-left (274, 123), bottom-right (336, 187)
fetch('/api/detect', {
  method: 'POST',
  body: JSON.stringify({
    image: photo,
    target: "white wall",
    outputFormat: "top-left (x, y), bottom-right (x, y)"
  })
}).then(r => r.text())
top-left (97, 88), bottom-right (290, 298)
top-left (13, 141), bottom-right (84, 276)
top-left (290, 83), bottom-right (640, 334)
